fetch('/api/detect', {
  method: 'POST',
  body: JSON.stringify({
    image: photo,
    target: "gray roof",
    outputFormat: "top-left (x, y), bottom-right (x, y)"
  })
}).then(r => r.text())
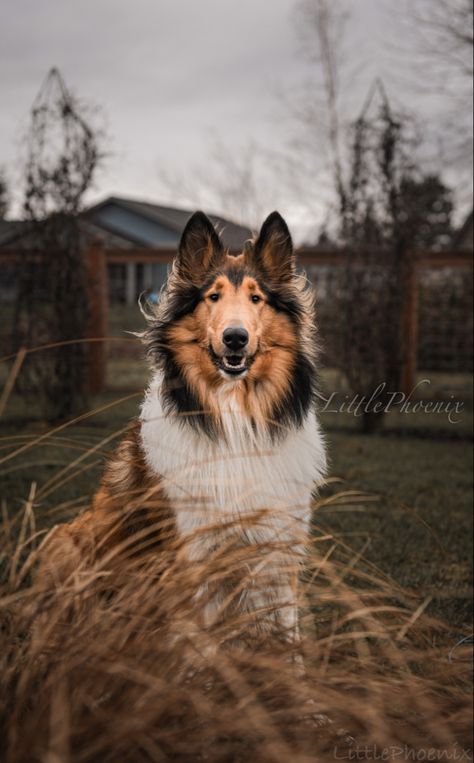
top-left (0, 198), bottom-right (253, 252)
top-left (85, 196), bottom-right (252, 251)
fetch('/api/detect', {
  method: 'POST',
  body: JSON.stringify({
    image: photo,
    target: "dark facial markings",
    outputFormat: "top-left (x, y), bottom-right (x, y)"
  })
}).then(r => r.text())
top-left (222, 267), bottom-right (245, 288)
top-left (161, 351), bottom-right (216, 438)
top-left (262, 285), bottom-right (303, 322)
top-left (198, 267), bottom-right (302, 320)
top-left (166, 283), bottom-right (202, 322)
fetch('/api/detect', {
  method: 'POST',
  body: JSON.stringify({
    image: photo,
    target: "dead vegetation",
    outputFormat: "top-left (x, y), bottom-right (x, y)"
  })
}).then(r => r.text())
top-left (0, 486), bottom-right (472, 763)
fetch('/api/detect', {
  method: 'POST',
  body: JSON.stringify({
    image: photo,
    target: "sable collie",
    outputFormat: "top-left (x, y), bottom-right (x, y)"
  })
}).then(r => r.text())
top-left (39, 211), bottom-right (327, 642)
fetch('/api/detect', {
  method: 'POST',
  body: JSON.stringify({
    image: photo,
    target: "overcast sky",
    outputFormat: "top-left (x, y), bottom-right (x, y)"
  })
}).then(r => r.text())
top-left (1, 0), bottom-right (472, 236)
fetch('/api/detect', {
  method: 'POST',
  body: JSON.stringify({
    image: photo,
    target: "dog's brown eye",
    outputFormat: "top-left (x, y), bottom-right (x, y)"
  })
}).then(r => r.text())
top-left (209, 293), bottom-right (219, 302)
top-left (251, 295), bottom-right (261, 304)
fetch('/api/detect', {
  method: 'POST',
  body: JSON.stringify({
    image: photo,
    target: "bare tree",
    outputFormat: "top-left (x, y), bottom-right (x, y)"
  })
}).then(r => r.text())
top-left (155, 0), bottom-right (353, 241)
top-left (391, 0), bottom-right (473, 201)
top-left (156, 138), bottom-right (288, 233)
top-left (410, 0), bottom-right (473, 79)
top-left (293, 0), bottom-right (349, 196)
top-left (334, 84), bottom-right (456, 432)
top-left (292, 0), bottom-right (472, 232)
top-left (13, 68), bottom-right (104, 422)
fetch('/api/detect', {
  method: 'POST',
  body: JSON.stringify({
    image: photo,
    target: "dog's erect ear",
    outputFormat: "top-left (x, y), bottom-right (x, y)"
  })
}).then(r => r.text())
top-left (175, 211), bottom-right (224, 284)
top-left (250, 212), bottom-right (295, 282)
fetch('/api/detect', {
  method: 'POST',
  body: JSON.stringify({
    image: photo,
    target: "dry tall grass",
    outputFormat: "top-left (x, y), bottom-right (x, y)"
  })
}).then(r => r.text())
top-left (0, 491), bottom-right (472, 763)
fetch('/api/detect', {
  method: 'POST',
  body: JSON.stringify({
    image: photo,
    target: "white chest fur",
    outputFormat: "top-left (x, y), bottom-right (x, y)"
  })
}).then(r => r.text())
top-left (140, 374), bottom-right (327, 560)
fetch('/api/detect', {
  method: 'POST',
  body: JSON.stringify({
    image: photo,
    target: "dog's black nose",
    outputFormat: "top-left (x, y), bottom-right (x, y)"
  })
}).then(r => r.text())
top-left (223, 327), bottom-right (249, 351)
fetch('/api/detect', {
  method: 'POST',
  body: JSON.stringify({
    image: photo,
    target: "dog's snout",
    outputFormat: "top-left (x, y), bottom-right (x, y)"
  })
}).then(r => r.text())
top-left (222, 327), bottom-right (249, 351)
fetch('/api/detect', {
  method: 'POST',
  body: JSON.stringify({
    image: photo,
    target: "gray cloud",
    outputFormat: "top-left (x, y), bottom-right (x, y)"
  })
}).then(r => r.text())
top-left (1, 0), bottom-right (302, 203)
top-left (1, 0), bottom-right (471, 232)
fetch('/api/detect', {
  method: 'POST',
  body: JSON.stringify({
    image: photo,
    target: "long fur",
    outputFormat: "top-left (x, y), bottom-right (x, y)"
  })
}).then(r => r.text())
top-left (38, 211), bottom-right (327, 643)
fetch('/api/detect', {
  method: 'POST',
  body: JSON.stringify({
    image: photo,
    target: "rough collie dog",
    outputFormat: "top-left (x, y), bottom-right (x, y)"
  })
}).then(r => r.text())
top-left (38, 211), bottom-right (326, 646)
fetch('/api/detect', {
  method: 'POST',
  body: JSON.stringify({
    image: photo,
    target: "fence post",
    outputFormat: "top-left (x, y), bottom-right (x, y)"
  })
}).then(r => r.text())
top-left (85, 243), bottom-right (108, 394)
top-left (400, 257), bottom-right (419, 397)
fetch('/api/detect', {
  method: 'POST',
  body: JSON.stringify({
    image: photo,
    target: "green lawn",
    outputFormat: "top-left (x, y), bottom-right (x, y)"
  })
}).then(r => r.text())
top-left (316, 430), bottom-right (472, 627)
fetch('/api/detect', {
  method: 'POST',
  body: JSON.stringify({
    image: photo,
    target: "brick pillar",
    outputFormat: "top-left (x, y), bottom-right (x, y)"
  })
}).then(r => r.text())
top-left (85, 244), bottom-right (108, 394)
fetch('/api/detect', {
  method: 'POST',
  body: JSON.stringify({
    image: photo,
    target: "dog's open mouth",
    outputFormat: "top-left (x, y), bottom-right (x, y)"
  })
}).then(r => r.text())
top-left (210, 349), bottom-right (253, 377)
top-left (221, 355), bottom-right (247, 375)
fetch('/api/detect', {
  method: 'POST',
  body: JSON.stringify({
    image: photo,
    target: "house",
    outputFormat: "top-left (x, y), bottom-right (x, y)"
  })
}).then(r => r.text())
top-left (84, 197), bottom-right (253, 303)
top-left (0, 197), bottom-right (253, 304)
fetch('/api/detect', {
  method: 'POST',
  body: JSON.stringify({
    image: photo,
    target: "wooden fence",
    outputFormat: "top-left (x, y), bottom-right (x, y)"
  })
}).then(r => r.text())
top-left (1, 244), bottom-right (472, 395)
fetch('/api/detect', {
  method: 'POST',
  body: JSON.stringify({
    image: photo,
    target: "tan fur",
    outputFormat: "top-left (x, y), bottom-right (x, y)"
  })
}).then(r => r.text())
top-left (37, 422), bottom-right (172, 588)
top-left (167, 263), bottom-right (300, 428)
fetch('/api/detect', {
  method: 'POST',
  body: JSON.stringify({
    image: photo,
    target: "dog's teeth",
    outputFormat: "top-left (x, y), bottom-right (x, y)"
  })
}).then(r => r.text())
top-left (223, 358), bottom-right (245, 371)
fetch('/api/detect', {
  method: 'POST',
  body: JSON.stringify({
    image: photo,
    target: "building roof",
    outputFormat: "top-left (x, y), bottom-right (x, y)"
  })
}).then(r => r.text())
top-left (0, 197), bottom-right (253, 252)
top-left (85, 196), bottom-right (252, 251)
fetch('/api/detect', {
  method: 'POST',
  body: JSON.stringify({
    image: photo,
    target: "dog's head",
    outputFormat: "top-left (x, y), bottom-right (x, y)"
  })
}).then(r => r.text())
top-left (146, 211), bottom-right (317, 435)
top-left (165, 210), bottom-right (303, 380)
